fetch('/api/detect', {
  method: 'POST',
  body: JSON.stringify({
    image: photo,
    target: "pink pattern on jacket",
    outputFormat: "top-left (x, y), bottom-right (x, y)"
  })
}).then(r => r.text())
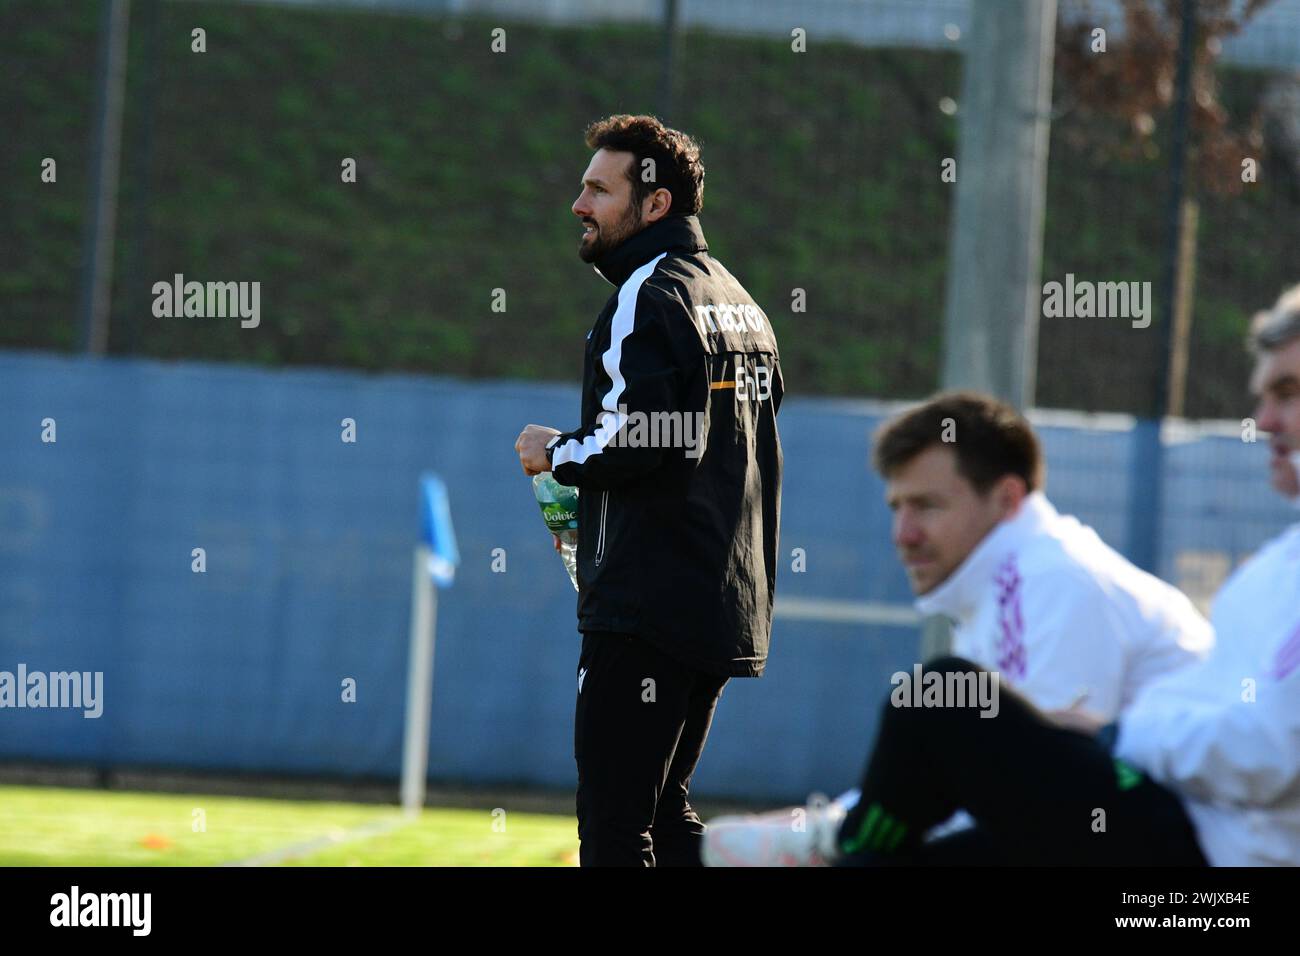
top-left (993, 555), bottom-right (1027, 680)
top-left (1272, 623), bottom-right (1300, 681)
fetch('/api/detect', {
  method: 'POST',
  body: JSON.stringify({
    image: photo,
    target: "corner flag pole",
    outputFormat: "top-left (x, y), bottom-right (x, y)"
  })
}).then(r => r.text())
top-left (401, 474), bottom-right (459, 816)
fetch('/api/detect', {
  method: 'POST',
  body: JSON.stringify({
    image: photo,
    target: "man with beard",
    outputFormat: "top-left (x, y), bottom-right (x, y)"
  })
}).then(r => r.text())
top-left (514, 115), bottom-right (783, 866)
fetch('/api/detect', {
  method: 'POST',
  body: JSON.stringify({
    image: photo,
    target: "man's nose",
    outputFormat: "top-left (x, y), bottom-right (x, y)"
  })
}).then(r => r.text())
top-left (572, 194), bottom-right (590, 218)
top-left (1255, 397), bottom-right (1280, 434)
top-left (894, 511), bottom-right (922, 548)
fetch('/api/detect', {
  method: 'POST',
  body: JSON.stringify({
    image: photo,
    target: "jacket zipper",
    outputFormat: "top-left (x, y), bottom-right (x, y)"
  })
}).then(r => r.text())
top-left (594, 490), bottom-right (609, 566)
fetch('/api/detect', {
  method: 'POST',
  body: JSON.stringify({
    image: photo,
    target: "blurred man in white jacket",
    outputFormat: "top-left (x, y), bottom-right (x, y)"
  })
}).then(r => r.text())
top-left (1100, 285), bottom-right (1300, 866)
top-left (878, 393), bottom-right (1210, 720)
top-left (715, 286), bottom-right (1300, 867)
top-left (704, 392), bottom-right (1212, 866)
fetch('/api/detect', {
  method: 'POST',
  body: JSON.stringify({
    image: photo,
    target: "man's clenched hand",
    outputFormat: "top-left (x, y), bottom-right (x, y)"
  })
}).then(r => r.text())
top-left (515, 424), bottom-right (561, 476)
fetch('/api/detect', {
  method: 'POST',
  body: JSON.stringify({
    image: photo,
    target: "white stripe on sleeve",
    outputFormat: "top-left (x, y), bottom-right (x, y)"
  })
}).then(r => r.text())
top-left (552, 253), bottom-right (667, 469)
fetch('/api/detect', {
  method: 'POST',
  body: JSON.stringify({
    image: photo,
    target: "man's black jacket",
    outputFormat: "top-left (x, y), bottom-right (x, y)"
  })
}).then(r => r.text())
top-left (551, 214), bottom-right (783, 677)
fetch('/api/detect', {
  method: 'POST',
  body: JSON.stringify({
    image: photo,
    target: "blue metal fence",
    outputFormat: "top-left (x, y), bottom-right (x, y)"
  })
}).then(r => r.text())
top-left (0, 351), bottom-right (1291, 801)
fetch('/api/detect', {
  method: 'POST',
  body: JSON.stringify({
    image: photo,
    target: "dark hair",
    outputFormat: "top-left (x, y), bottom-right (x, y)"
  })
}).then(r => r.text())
top-left (872, 391), bottom-right (1045, 494)
top-left (584, 114), bottom-right (704, 217)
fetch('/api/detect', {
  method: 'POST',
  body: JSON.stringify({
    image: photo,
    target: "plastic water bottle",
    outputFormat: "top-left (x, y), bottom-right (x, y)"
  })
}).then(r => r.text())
top-left (532, 472), bottom-right (579, 590)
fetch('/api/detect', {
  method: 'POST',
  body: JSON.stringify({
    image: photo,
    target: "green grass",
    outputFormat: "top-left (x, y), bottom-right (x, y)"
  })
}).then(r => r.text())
top-left (0, 785), bottom-right (578, 867)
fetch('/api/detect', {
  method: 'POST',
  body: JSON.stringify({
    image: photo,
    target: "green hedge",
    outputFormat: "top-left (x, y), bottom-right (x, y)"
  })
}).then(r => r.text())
top-left (2, 0), bottom-right (1295, 418)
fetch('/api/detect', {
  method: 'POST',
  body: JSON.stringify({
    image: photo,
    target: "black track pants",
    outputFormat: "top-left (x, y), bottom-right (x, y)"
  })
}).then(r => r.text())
top-left (838, 656), bottom-right (1208, 866)
top-left (574, 630), bottom-right (729, 867)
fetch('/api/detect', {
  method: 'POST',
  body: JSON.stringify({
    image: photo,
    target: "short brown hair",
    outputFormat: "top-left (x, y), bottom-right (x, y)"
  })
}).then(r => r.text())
top-left (584, 114), bottom-right (705, 217)
top-left (872, 391), bottom-right (1045, 494)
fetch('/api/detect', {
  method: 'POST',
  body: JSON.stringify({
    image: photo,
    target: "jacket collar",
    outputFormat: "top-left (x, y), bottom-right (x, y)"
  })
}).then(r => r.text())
top-left (593, 214), bottom-right (708, 287)
top-left (914, 492), bottom-right (1060, 624)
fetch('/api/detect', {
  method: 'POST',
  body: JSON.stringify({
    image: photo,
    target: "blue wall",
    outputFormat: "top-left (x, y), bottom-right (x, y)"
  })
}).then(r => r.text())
top-left (0, 351), bottom-right (1291, 801)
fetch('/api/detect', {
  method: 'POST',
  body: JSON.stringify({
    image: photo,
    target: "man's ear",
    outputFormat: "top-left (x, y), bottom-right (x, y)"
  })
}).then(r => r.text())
top-left (643, 187), bottom-right (673, 223)
top-left (997, 475), bottom-right (1028, 517)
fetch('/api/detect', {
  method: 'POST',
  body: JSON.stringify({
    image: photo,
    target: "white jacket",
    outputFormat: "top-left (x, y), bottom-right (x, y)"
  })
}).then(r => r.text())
top-left (915, 493), bottom-right (1213, 719)
top-left (1116, 522), bottom-right (1300, 866)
